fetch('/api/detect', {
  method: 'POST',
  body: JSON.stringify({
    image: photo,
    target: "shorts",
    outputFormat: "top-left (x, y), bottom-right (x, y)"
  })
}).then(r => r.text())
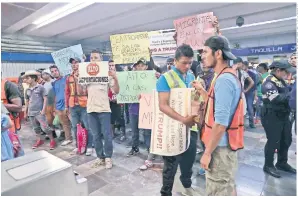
top-left (29, 114), bottom-right (53, 134)
top-left (110, 102), bottom-right (121, 124)
top-left (206, 147), bottom-right (238, 196)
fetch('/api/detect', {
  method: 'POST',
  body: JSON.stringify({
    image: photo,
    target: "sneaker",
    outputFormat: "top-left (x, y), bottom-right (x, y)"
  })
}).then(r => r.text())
top-left (72, 148), bottom-right (78, 155)
top-left (61, 140), bottom-right (72, 146)
top-left (32, 140), bottom-right (44, 149)
top-left (91, 158), bottom-right (105, 168)
top-left (86, 148), bottom-right (93, 156)
top-left (105, 158), bottom-right (113, 169)
top-left (49, 140), bottom-right (56, 150)
top-left (140, 160), bottom-right (153, 170)
top-left (181, 187), bottom-right (198, 196)
top-left (80, 147), bottom-right (86, 154)
top-left (126, 147), bottom-right (139, 157)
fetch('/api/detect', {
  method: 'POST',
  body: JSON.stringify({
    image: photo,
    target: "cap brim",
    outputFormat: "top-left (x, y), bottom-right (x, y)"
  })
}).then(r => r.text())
top-left (286, 66), bottom-right (296, 74)
top-left (223, 50), bottom-right (237, 60)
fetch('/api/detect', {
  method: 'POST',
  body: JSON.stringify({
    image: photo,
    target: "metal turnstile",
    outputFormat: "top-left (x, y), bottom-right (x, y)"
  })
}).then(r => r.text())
top-left (1, 150), bottom-right (88, 196)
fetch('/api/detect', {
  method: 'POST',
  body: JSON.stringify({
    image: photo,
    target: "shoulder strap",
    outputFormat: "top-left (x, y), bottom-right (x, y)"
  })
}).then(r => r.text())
top-left (212, 69), bottom-right (243, 129)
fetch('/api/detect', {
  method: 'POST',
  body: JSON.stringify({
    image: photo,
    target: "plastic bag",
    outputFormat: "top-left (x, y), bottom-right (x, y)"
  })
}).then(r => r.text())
top-left (77, 124), bottom-right (88, 154)
top-left (53, 115), bottom-right (60, 127)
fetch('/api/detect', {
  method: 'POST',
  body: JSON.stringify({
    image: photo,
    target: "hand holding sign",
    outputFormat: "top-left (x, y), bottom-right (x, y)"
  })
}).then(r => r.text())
top-left (78, 62), bottom-right (109, 84)
top-left (174, 12), bottom-right (216, 50)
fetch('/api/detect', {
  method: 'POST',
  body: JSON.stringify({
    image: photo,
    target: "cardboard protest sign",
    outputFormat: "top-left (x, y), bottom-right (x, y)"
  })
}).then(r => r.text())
top-left (150, 88), bottom-right (192, 156)
top-left (110, 32), bottom-right (150, 64)
top-left (149, 31), bottom-right (177, 55)
top-left (78, 61), bottom-right (109, 84)
top-left (116, 71), bottom-right (156, 103)
top-left (174, 12), bottom-right (215, 50)
top-left (138, 93), bottom-right (153, 129)
top-left (51, 44), bottom-right (83, 75)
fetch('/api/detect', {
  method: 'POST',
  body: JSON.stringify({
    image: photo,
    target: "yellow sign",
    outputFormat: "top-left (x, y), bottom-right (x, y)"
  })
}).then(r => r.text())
top-left (110, 32), bottom-right (150, 64)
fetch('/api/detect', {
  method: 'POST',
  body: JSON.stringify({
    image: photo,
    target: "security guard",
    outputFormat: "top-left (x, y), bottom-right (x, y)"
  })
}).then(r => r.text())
top-left (261, 60), bottom-right (296, 178)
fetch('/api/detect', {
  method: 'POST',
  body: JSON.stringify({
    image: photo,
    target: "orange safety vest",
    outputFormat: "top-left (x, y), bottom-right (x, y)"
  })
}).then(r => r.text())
top-left (67, 75), bottom-right (88, 108)
top-left (201, 68), bottom-right (244, 151)
top-left (1, 79), bottom-right (21, 132)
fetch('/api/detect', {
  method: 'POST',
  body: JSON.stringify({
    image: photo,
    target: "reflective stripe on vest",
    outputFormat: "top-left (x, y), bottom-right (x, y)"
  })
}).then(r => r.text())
top-left (201, 68), bottom-right (244, 151)
top-left (164, 70), bottom-right (187, 89)
top-left (68, 75), bottom-right (88, 107)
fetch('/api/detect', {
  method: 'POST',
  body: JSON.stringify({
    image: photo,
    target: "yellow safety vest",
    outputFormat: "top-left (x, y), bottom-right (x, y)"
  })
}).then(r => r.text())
top-left (164, 70), bottom-right (187, 88)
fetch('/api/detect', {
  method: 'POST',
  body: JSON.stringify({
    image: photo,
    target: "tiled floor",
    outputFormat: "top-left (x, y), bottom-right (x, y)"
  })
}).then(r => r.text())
top-left (17, 121), bottom-right (296, 196)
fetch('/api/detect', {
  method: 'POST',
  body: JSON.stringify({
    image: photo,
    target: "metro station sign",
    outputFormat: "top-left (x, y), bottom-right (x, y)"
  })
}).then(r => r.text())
top-left (232, 43), bottom-right (296, 56)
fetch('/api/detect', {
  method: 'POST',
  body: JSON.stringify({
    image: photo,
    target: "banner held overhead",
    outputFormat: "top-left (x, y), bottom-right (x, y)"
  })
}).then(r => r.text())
top-left (110, 32), bottom-right (150, 64)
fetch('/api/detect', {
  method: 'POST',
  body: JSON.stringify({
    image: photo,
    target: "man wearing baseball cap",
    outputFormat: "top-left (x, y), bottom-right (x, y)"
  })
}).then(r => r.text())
top-left (261, 60), bottom-right (296, 178)
top-left (65, 57), bottom-right (93, 156)
top-left (193, 35), bottom-right (243, 196)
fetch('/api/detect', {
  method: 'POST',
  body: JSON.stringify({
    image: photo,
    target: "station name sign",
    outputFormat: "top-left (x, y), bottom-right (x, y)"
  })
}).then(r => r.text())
top-left (232, 43), bottom-right (296, 56)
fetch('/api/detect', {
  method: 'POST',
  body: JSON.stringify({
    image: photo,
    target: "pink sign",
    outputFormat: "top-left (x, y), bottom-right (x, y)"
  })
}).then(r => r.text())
top-left (174, 12), bottom-right (215, 50)
top-left (138, 93), bottom-right (153, 129)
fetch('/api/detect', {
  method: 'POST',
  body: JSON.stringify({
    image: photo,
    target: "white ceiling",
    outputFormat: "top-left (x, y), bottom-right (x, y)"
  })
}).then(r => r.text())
top-left (1, 2), bottom-right (297, 44)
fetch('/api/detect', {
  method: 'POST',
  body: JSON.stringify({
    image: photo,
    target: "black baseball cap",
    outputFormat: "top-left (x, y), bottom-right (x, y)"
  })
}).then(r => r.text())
top-left (233, 57), bottom-right (243, 64)
top-left (269, 60), bottom-right (296, 73)
top-left (204, 36), bottom-right (237, 60)
top-left (69, 57), bottom-right (81, 64)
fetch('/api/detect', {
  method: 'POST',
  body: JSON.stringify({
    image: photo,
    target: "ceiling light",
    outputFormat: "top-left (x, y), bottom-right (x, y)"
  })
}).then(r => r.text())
top-left (221, 16), bottom-right (297, 31)
top-left (32, 2), bottom-right (94, 29)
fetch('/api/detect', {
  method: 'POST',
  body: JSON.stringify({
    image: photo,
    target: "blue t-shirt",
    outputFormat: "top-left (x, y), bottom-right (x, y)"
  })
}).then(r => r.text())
top-left (52, 76), bottom-right (67, 111)
top-left (214, 73), bottom-right (241, 146)
top-left (156, 67), bottom-right (195, 92)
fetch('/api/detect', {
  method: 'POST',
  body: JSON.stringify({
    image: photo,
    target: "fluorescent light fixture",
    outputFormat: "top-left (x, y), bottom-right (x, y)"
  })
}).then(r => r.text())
top-left (221, 16), bottom-right (297, 31)
top-left (32, 2), bottom-right (94, 29)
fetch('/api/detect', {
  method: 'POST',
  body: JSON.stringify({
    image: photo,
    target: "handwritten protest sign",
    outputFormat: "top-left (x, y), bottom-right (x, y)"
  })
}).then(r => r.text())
top-left (116, 71), bottom-right (156, 103)
top-left (150, 88), bottom-right (192, 156)
top-left (110, 32), bottom-right (150, 64)
top-left (51, 44), bottom-right (83, 75)
top-left (138, 93), bottom-right (153, 129)
top-left (174, 12), bottom-right (215, 50)
top-left (78, 61), bottom-right (109, 84)
top-left (149, 31), bottom-right (177, 55)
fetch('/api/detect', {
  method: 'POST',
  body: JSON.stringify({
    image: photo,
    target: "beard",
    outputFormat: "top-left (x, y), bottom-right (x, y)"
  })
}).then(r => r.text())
top-left (208, 58), bottom-right (217, 69)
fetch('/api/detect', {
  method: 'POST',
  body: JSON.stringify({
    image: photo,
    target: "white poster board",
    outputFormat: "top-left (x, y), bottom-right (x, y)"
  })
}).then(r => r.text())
top-left (150, 88), bottom-right (192, 156)
top-left (78, 61), bottom-right (109, 84)
top-left (149, 31), bottom-right (177, 55)
top-left (51, 44), bottom-right (84, 76)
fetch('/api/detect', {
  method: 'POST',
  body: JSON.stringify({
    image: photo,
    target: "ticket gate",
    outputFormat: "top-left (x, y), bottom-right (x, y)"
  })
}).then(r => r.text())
top-left (1, 150), bottom-right (88, 196)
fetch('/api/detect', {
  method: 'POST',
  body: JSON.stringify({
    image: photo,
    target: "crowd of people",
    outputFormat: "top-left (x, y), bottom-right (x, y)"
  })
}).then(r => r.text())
top-left (1, 32), bottom-right (297, 195)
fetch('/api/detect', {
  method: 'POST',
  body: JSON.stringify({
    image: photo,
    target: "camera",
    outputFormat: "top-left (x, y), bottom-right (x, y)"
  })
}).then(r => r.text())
top-left (236, 16), bottom-right (244, 27)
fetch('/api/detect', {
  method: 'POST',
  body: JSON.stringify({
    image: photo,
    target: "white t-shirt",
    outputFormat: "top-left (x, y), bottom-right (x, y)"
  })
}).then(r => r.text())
top-left (87, 77), bottom-right (115, 113)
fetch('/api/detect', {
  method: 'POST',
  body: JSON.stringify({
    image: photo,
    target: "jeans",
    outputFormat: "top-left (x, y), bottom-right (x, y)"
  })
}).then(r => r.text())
top-left (29, 114), bottom-right (52, 134)
top-left (70, 105), bottom-right (93, 148)
top-left (130, 114), bottom-right (140, 148)
top-left (245, 92), bottom-right (255, 125)
top-left (143, 129), bottom-right (156, 161)
top-left (87, 112), bottom-right (113, 158)
top-left (161, 131), bottom-right (198, 196)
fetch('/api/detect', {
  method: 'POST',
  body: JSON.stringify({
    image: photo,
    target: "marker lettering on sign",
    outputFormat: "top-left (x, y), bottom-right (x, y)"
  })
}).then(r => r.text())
top-left (157, 112), bottom-right (164, 149)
